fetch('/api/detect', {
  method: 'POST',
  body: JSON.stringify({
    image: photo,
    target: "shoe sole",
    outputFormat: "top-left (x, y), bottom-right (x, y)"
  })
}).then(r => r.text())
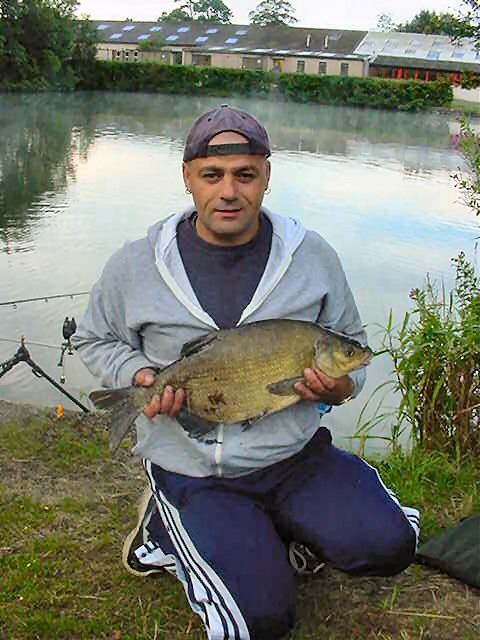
top-left (121, 486), bottom-right (161, 577)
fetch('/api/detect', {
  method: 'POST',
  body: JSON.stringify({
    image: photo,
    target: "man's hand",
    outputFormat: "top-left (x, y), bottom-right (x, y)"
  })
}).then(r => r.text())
top-left (134, 368), bottom-right (185, 419)
top-left (294, 368), bottom-right (354, 405)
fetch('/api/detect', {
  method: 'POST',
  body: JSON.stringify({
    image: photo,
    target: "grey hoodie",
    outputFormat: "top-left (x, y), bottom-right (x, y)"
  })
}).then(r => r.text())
top-left (72, 208), bottom-right (368, 478)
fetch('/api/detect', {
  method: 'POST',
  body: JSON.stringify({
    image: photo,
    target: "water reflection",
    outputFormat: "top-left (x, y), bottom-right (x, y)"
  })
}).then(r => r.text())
top-left (0, 91), bottom-right (471, 253)
top-left (0, 94), bottom-right (98, 251)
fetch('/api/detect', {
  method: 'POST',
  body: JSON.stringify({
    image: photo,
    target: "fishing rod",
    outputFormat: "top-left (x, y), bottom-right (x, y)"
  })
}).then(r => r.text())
top-left (0, 328), bottom-right (90, 414)
top-left (0, 291), bottom-right (90, 307)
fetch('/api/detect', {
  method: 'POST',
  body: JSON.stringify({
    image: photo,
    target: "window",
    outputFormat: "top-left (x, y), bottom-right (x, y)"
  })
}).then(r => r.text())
top-left (192, 54), bottom-right (211, 66)
top-left (177, 27), bottom-right (190, 32)
top-left (196, 36), bottom-right (209, 43)
top-left (318, 61), bottom-right (327, 75)
top-left (123, 25), bottom-right (135, 31)
top-left (340, 63), bottom-right (349, 76)
top-left (166, 35), bottom-right (179, 42)
top-left (452, 49), bottom-right (465, 59)
top-left (225, 38), bottom-right (238, 44)
top-left (236, 29), bottom-right (248, 35)
top-left (242, 57), bottom-right (264, 70)
top-left (427, 50), bottom-right (441, 60)
top-left (206, 28), bottom-right (218, 34)
top-left (297, 60), bottom-right (305, 73)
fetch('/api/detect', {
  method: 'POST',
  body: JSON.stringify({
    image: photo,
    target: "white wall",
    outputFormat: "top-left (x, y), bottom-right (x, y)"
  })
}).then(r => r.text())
top-left (453, 85), bottom-right (480, 104)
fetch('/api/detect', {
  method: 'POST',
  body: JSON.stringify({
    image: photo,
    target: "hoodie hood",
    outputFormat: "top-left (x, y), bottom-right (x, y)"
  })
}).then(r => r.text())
top-left (147, 207), bottom-right (306, 328)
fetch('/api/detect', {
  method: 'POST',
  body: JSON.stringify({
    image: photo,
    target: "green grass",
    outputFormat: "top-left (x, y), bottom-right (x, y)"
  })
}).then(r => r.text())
top-left (375, 447), bottom-right (480, 542)
top-left (0, 413), bottom-right (478, 639)
top-left (450, 99), bottom-right (480, 115)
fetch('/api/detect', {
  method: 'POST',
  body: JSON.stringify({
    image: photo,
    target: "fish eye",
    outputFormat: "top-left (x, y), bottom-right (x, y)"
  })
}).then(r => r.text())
top-left (345, 346), bottom-right (355, 358)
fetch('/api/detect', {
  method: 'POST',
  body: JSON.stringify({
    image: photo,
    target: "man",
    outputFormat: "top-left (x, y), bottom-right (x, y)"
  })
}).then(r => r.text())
top-left (73, 105), bottom-right (419, 640)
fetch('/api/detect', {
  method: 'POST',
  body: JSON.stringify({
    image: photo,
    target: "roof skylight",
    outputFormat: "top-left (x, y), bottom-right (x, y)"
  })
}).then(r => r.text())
top-left (110, 33), bottom-right (123, 40)
top-left (97, 24), bottom-right (110, 30)
top-left (123, 25), bottom-right (135, 31)
top-left (166, 35), bottom-right (179, 41)
top-left (177, 27), bottom-right (190, 32)
top-left (196, 36), bottom-right (209, 42)
top-left (427, 50), bottom-right (441, 60)
top-left (235, 29), bottom-right (248, 35)
top-left (225, 38), bottom-right (238, 44)
top-left (150, 26), bottom-right (162, 32)
top-left (137, 34), bottom-right (150, 41)
top-left (206, 28), bottom-right (218, 34)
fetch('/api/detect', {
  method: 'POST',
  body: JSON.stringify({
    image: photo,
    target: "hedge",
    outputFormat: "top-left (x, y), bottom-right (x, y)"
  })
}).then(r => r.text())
top-left (64, 60), bottom-right (455, 110)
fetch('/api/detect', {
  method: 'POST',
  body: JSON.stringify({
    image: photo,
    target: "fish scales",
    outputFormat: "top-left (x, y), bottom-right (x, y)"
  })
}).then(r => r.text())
top-left (154, 320), bottom-right (322, 423)
top-left (89, 319), bottom-right (373, 453)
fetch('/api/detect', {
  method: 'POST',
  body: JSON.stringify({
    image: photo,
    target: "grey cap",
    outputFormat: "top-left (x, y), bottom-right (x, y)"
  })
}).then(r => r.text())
top-left (183, 104), bottom-right (271, 162)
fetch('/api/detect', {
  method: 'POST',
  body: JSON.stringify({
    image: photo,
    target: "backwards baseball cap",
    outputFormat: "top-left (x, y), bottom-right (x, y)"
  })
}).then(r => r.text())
top-left (183, 104), bottom-right (271, 162)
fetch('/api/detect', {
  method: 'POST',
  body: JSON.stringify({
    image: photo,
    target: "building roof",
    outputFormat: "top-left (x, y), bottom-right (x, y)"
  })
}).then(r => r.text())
top-left (355, 31), bottom-right (480, 70)
top-left (91, 20), bottom-right (367, 59)
top-left (373, 54), bottom-right (480, 73)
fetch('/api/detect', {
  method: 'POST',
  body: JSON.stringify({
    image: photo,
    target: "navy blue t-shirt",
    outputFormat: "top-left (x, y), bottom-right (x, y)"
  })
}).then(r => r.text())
top-left (177, 214), bottom-right (273, 329)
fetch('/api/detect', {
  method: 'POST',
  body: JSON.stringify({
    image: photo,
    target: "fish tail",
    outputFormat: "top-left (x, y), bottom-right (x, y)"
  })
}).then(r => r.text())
top-left (89, 387), bottom-right (138, 454)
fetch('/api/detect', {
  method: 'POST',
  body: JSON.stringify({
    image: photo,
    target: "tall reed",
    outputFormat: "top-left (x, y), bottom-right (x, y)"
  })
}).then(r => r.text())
top-left (377, 253), bottom-right (479, 457)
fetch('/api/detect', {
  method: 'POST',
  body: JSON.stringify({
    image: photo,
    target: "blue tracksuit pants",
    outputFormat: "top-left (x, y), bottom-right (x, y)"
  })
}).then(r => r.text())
top-left (141, 428), bottom-right (419, 640)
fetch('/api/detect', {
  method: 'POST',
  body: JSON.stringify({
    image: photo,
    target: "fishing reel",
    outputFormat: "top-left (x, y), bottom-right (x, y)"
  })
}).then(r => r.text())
top-left (58, 317), bottom-right (77, 383)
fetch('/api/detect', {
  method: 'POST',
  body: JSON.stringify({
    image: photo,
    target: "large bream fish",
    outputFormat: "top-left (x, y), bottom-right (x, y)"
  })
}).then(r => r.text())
top-left (89, 319), bottom-right (373, 453)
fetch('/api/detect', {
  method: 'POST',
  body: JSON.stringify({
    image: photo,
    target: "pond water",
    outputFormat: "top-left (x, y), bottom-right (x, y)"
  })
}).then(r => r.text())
top-left (0, 92), bottom-right (478, 452)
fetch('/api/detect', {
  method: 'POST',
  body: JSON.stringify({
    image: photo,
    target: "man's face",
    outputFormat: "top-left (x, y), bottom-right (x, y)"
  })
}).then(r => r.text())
top-left (183, 131), bottom-right (271, 246)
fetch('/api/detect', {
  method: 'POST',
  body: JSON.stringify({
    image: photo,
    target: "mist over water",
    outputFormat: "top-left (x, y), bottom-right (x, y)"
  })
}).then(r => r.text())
top-left (0, 92), bottom-right (477, 452)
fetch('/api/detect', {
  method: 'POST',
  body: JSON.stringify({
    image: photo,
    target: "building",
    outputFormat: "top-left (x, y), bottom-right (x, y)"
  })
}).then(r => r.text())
top-left (354, 31), bottom-right (480, 101)
top-left (91, 20), bottom-right (480, 100)
top-left (92, 20), bottom-right (367, 78)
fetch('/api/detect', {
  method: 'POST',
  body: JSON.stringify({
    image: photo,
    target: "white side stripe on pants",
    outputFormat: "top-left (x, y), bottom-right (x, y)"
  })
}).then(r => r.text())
top-left (144, 460), bottom-right (251, 640)
top-left (363, 459), bottom-right (421, 544)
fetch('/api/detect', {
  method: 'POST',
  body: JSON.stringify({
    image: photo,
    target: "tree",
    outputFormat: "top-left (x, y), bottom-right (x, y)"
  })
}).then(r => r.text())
top-left (159, 8), bottom-right (192, 22)
top-left (249, 0), bottom-right (297, 26)
top-left (454, 0), bottom-right (480, 46)
top-left (0, 0), bottom-right (96, 87)
top-left (161, 0), bottom-right (232, 23)
top-left (396, 10), bottom-right (463, 36)
top-left (376, 12), bottom-right (395, 32)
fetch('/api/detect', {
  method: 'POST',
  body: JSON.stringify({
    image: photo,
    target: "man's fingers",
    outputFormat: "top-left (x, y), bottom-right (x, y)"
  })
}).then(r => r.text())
top-left (143, 394), bottom-right (161, 418)
top-left (134, 368), bottom-right (157, 387)
top-left (303, 368), bottom-right (329, 395)
top-left (160, 386), bottom-right (175, 414)
top-left (169, 389), bottom-right (185, 417)
top-left (312, 368), bottom-right (336, 390)
top-left (294, 381), bottom-right (322, 402)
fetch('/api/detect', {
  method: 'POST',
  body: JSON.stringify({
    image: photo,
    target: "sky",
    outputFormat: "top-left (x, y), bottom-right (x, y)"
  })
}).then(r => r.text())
top-left (75, 1), bottom-right (466, 30)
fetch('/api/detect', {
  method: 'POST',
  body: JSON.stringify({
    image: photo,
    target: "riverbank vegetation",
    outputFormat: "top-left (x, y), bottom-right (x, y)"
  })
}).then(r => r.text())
top-left (0, 405), bottom-right (478, 640)
top-left (72, 60), bottom-right (453, 111)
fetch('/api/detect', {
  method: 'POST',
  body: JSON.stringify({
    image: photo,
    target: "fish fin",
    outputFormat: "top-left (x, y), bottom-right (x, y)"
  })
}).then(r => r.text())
top-left (176, 409), bottom-right (218, 440)
top-left (89, 387), bottom-right (132, 409)
top-left (180, 332), bottom-right (219, 358)
top-left (89, 388), bottom-right (137, 455)
top-left (241, 410), bottom-right (268, 431)
top-left (266, 377), bottom-right (304, 396)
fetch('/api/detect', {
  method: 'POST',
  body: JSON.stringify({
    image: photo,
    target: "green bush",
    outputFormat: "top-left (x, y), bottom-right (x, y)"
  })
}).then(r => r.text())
top-left (380, 253), bottom-right (480, 457)
top-left (75, 60), bottom-right (271, 97)
top-left (73, 60), bottom-right (453, 111)
top-left (276, 73), bottom-right (453, 110)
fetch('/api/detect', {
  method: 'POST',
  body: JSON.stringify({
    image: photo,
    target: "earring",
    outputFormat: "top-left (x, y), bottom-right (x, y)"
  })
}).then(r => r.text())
top-left (265, 187), bottom-right (271, 195)
top-left (185, 187), bottom-right (191, 194)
